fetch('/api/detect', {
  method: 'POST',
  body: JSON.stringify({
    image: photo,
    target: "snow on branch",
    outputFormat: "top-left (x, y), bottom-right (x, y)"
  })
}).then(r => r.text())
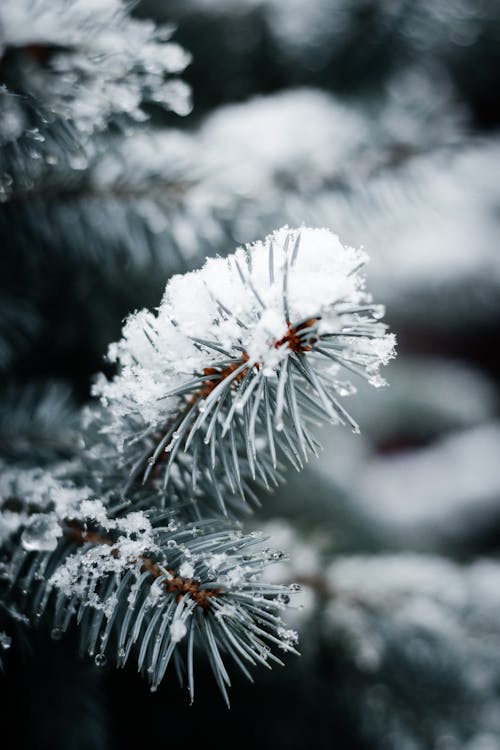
top-left (0, 0), bottom-right (192, 133)
top-left (2, 468), bottom-right (297, 702)
top-left (0, 0), bottom-right (191, 198)
top-left (95, 226), bottom-right (395, 509)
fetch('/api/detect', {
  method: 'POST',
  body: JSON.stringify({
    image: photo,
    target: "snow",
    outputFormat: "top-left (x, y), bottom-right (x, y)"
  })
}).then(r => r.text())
top-left (0, 465), bottom-right (95, 545)
top-left (179, 560), bottom-right (195, 579)
top-left (323, 553), bottom-right (500, 714)
top-left (94, 225), bottom-right (395, 446)
top-left (193, 89), bottom-right (500, 328)
top-left (351, 356), bottom-right (499, 443)
top-left (207, 553), bottom-right (227, 572)
top-left (49, 509), bottom-right (157, 601)
top-left (276, 626), bottom-right (299, 651)
top-left (0, 461), bottom-right (158, 601)
top-left (352, 423), bottom-right (500, 535)
top-left (0, 0), bottom-right (192, 136)
top-left (225, 565), bottom-right (247, 586)
top-left (311, 421), bottom-right (500, 549)
top-left (169, 618), bottom-right (187, 643)
top-left (200, 89), bottom-right (371, 197)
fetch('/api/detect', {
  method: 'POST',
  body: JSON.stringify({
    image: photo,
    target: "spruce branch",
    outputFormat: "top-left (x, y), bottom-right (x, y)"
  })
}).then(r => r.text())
top-left (2, 473), bottom-right (297, 703)
top-left (0, 0), bottom-right (191, 129)
top-left (0, 0), bottom-right (192, 198)
top-left (95, 226), bottom-right (395, 509)
top-left (0, 223), bottom-right (395, 700)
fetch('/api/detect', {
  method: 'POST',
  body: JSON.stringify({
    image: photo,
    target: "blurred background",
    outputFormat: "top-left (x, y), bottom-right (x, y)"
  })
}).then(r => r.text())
top-left (1, 1), bottom-right (500, 748)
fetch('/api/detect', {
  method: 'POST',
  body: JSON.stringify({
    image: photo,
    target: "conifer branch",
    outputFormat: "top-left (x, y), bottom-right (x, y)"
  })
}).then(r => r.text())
top-left (0, 216), bottom-right (395, 700)
top-left (95, 226), bottom-right (395, 509)
top-left (3, 483), bottom-right (297, 703)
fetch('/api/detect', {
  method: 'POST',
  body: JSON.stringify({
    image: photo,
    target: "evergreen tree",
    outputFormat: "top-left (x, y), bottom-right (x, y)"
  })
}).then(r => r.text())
top-left (1, 2), bottom-right (500, 749)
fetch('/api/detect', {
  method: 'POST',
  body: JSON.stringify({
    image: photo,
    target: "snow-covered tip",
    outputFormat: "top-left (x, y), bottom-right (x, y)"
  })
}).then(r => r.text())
top-left (95, 226), bottom-right (396, 506)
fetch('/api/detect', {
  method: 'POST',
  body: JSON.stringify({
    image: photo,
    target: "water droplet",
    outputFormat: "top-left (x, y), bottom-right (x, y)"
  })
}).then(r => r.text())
top-left (167, 540), bottom-right (177, 549)
top-left (371, 305), bottom-right (385, 320)
top-left (69, 154), bottom-right (88, 170)
top-left (27, 128), bottom-right (45, 142)
top-left (288, 583), bottom-right (301, 592)
top-left (94, 653), bottom-right (107, 667)
top-left (51, 628), bottom-right (63, 641)
top-left (147, 457), bottom-right (155, 466)
top-left (172, 432), bottom-right (180, 441)
top-left (0, 633), bottom-right (12, 650)
top-left (21, 515), bottom-right (61, 552)
top-left (150, 685), bottom-right (157, 693)
top-left (271, 551), bottom-right (285, 561)
top-left (198, 401), bottom-right (206, 413)
top-left (336, 381), bottom-right (356, 397)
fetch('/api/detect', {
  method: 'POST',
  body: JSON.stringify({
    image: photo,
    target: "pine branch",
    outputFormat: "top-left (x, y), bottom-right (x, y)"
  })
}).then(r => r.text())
top-left (3, 482), bottom-right (297, 703)
top-left (0, 129), bottom-right (200, 279)
top-left (94, 226), bottom-right (395, 509)
top-left (0, 0), bottom-right (192, 198)
top-left (0, 224), bottom-right (395, 700)
top-left (250, 518), bottom-right (500, 748)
